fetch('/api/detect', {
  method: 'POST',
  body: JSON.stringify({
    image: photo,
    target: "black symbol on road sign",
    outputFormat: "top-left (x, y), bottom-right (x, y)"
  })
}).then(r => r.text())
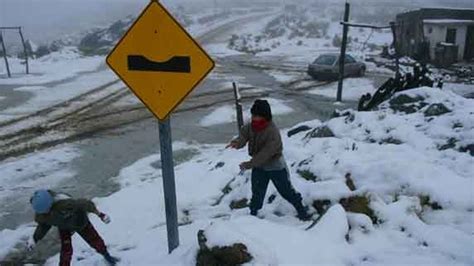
top-left (128, 55), bottom-right (191, 73)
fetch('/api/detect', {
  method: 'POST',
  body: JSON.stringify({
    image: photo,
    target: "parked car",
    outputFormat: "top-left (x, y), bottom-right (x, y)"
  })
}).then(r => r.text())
top-left (307, 53), bottom-right (366, 80)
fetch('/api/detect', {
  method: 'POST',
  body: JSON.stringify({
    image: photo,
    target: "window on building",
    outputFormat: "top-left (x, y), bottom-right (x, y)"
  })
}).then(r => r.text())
top-left (446, 28), bottom-right (457, 44)
top-left (428, 27), bottom-right (433, 34)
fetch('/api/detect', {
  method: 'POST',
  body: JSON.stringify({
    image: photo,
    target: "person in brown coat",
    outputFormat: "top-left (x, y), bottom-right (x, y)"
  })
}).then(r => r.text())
top-left (27, 189), bottom-right (118, 266)
top-left (227, 99), bottom-right (311, 220)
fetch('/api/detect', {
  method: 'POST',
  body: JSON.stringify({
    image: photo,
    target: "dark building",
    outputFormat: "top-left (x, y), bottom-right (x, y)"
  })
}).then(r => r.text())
top-left (396, 8), bottom-right (474, 65)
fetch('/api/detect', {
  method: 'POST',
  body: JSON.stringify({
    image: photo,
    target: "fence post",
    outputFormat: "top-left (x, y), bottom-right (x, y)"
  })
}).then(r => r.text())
top-left (18, 27), bottom-right (29, 74)
top-left (232, 82), bottom-right (244, 132)
top-left (0, 31), bottom-right (11, 78)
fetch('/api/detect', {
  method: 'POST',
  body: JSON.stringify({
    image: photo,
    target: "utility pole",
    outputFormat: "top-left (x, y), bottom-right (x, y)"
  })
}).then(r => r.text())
top-left (0, 31), bottom-right (11, 78)
top-left (336, 2), bottom-right (350, 102)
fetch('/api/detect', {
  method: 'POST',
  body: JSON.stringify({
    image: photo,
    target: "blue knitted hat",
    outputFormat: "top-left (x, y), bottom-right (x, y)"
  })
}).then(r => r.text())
top-left (31, 190), bottom-right (53, 214)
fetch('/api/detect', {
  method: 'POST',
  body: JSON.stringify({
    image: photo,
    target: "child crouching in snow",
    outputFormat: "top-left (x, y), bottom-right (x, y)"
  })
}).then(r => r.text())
top-left (27, 189), bottom-right (119, 266)
top-left (227, 99), bottom-right (311, 220)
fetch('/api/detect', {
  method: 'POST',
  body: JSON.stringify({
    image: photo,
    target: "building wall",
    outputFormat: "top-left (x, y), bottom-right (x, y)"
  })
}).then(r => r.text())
top-left (396, 14), bottom-right (425, 58)
top-left (396, 8), bottom-right (474, 63)
top-left (423, 24), bottom-right (468, 61)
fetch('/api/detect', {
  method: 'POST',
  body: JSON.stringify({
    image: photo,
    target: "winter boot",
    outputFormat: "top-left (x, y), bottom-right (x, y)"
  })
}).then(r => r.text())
top-left (102, 251), bottom-right (120, 265)
top-left (296, 205), bottom-right (312, 221)
top-left (250, 209), bottom-right (258, 216)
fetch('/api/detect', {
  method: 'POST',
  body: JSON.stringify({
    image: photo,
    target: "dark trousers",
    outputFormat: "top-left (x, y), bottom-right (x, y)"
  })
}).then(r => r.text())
top-left (250, 168), bottom-right (304, 213)
top-left (59, 222), bottom-right (107, 266)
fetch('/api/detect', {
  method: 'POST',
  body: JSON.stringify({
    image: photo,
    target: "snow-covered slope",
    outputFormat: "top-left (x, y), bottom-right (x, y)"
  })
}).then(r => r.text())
top-left (35, 87), bottom-right (473, 265)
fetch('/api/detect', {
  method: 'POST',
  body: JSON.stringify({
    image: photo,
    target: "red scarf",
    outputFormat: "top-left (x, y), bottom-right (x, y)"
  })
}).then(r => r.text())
top-left (252, 120), bottom-right (269, 132)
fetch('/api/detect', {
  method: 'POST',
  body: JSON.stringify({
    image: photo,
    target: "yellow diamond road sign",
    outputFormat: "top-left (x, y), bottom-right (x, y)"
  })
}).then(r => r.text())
top-left (106, 0), bottom-right (215, 120)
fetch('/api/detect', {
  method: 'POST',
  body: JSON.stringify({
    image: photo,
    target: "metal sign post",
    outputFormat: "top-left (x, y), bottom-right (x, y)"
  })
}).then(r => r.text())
top-left (158, 118), bottom-right (179, 252)
top-left (106, 0), bottom-right (214, 254)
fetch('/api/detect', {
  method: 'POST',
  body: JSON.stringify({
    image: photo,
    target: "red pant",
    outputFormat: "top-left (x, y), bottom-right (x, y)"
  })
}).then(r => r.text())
top-left (59, 222), bottom-right (107, 266)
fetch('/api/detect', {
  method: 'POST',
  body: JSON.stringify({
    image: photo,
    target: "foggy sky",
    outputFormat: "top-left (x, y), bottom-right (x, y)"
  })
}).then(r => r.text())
top-left (1, 0), bottom-right (473, 44)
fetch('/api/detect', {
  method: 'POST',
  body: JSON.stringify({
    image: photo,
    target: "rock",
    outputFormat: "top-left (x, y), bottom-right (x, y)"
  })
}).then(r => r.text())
top-left (438, 138), bottom-right (457, 151)
top-left (287, 125), bottom-right (311, 138)
top-left (379, 137), bottom-right (403, 145)
top-left (35, 45), bottom-right (51, 58)
top-left (229, 198), bottom-right (248, 209)
top-left (197, 230), bottom-right (208, 250)
top-left (424, 103), bottom-right (451, 117)
top-left (339, 195), bottom-right (377, 224)
top-left (267, 194), bottom-right (277, 204)
top-left (388, 94), bottom-right (427, 114)
top-left (214, 162), bottom-right (225, 169)
top-left (150, 161), bottom-right (161, 169)
top-left (312, 199), bottom-right (331, 215)
top-left (389, 94), bottom-right (424, 105)
top-left (459, 144), bottom-right (474, 156)
top-left (297, 169), bottom-right (318, 182)
top-left (305, 126), bottom-right (335, 138)
top-left (345, 173), bottom-right (356, 191)
top-left (196, 230), bottom-right (252, 266)
top-left (452, 122), bottom-right (463, 129)
top-left (358, 93), bottom-right (372, 111)
top-left (297, 157), bottom-right (312, 167)
top-left (418, 195), bottom-right (443, 210)
top-left (79, 18), bottom-right (133, 55)
top-left (465, 92), bottom-right (474, 99)
top-left (331, 110), bottom-right (354, 120)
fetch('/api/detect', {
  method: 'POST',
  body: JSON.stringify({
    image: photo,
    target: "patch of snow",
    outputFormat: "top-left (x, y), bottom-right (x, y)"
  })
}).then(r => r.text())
top-left (204, 43), bottom-right (244, 57)
top-left (444, 83), bottom-right (474, 97)
top-left (0, 225), bottom-right (35, 259)
top-left (265, 70), bottom-right (301, 83)
top-left (0, 145), bottom-right (80, 203)
top-left (309, 78), bottom-right (376, 101)
top-left (14, 86), bottom-right (47, 92)
top-left (0, 71), bottom-right (119, 118)
top-left (199, 105), bottom-right (236, 127)
top-left (0, 47), bottom-right (104, 85)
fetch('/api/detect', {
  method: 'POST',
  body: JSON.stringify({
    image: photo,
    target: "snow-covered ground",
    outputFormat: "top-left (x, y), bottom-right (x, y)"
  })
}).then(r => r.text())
top-left (309, 78), bottom-right (377, 101)
top-left (218, 9), bottom-right (393, 64)
top-left (204, 13), bottom-right (280, 57)
top-left (0, 145), bottom-right (80, 203)
top-left (0, 145), bottom-right (80, 259)
top-left (0, 71), bottom-right (120, 123)
top-left (0, 9), bottom-right (273, 124)
top-left (265, 70), bottom-right (304, 83)
top-left (1, 87), bottom-right (471, 265)
top-left (0, 47), bottom-right (105, 86)
top-left (444, 82), bottom-right (474, 98)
